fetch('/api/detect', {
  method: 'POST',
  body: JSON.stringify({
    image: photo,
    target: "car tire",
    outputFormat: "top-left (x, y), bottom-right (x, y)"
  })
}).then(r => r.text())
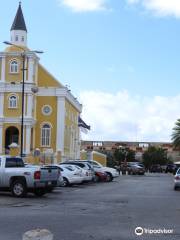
top-left (11, 180), bottom-right (27, 198)
top-left (174, 186), bottom-right (178, 191)
top-left (106, 173), bottom-right (113, 182)
top-left (34, 188), bottom-right (46, 197)
top-left (94, 174), bottom-right (100, 182)
top-left (46, 187), bottom-right (54, 193)
top-left (62, 177), bottom-right (69, 187)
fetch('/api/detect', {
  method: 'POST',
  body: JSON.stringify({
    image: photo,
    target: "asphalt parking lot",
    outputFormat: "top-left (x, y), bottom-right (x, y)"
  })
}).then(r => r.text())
top-left (0, 173), bottom-right (179, 240)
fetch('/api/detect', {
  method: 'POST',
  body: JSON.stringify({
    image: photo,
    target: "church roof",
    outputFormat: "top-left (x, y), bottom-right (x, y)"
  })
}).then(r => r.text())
top-left (11, 2), bottom-right (27, 32)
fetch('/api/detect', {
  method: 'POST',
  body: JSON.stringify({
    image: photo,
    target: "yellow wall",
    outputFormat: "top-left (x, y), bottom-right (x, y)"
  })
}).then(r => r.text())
top-left (64, 100), bottom-right (79, 157)
top-left (5, 56), bottom-right (23, 83)
top-left (92, 152), bottom-right (107, 166)
top-left (38, 64), bottom-right (63, 88)
top-left (80, 150), bottom-right (107, 166)
top-left (35, 96), bottom-right (57, 152)
top-left (4, 93), bottom-right (22, 117)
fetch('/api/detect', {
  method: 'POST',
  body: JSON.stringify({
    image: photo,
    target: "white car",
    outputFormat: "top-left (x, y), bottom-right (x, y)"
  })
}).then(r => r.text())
top-left (61, 161), bottom-right (94, 182)
top-left (83, 160), bottom-right (119, 182)
top-left (174, 168), bottom-right (180, 190)
top-left (59, 165), bottom-right (84, 187)
top-left (74, 165), bottom-right (93, 182)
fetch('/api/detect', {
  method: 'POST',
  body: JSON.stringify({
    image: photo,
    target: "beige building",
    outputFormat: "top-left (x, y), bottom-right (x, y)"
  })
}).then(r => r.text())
top-left (81, 141), bottom-right (180, 162)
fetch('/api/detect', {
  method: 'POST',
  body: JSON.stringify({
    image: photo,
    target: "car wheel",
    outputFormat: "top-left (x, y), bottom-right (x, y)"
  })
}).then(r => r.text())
top-left (174, 186), bottom-right (178, 191)
top-left (94, 174), bottom-right (100, 182)
top-left (62, 177), bottom-right (69, 187)
top-left (34, 189), bottom-right (46, 197)
top-left (11, 180), bottom-right (27, 198)
top-left (106, 173), bottom-right (113, 182)
top-left (46, 187), bottom-right (54, 193)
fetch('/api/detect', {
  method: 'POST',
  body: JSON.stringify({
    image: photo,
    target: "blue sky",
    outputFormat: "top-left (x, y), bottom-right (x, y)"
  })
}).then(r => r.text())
top-left (1, 0), bottom-right (180, 141)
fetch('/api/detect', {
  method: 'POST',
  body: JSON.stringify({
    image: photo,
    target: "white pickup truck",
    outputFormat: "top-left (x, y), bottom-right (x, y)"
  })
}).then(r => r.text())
top-left (0, 156), bottom-right (60, 197)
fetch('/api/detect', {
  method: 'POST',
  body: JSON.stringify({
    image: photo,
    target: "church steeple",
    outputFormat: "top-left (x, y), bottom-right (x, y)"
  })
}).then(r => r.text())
top-left (10, 2), bottom-right (27, 46)
top-left (11, 2), bottom-right (27, 32)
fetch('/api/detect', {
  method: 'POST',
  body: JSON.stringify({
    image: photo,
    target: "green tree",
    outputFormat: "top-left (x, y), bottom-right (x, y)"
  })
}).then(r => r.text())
top-left (172, 119), bottom-right (180, 148)
top-left (113, 148), bottom-right (126, 165)
top-left (142, 146), bottom-right (168, 169)
top-left (126, 149), bottom-right (136, 162)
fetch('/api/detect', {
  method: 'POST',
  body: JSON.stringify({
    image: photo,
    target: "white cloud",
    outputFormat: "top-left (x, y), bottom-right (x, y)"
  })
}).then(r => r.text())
top-left (127, 0), bottom-right (180, 18)
top-left (59, 0), bottom-right (108, 12)
top-left (79, 90), bottom-right (180, 142)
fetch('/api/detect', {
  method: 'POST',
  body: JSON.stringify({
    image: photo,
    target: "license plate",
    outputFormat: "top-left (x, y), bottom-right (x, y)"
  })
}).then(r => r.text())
top-left (48, 181), bottom-right (52, 185)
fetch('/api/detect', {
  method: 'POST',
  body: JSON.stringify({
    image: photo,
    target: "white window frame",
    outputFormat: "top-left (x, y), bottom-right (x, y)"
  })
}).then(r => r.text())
top-left (41, 123), bottom-right (51, 147)
top-left (9, 59), bottom-right (19, 74)
top-left (8, 94), bottom-right (18, 109)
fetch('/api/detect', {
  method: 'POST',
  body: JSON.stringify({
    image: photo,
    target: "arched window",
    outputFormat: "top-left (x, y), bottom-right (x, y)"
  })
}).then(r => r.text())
top-left (10, 60), bottom-right (19, 73)
top-left (41, 124), bottom-right (51, 147)
top-left (8, 95), bottom-right (17, 108)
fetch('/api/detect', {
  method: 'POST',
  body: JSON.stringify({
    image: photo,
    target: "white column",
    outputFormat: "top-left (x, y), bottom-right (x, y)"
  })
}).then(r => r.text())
top-left (0, 124), bottom-right (3, 154)
top-left (0, 93), bottom-right (4, 117)
top-left (25, 125), bottom-right (31, 155)
top-left (56, 97), bottom-right (65, 154)
top-left (27, 58), bottom-right (34, 83)
top-left (35, 60), bottom-right (38, 84)
top-left (23, 93), bottom-right (26, 116)
top-left (1, 56), bottom-right (6, 82)
top-left (26, 93), bottom-right (33, 117)
top-left (25, 58), bottom-right (28, 82)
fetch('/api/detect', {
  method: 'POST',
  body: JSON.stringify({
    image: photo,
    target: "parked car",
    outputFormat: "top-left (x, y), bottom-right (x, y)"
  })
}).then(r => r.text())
top-left (174, 168), bottom-right (180, 190)
top-left (81, 160), bottom-right (119, 182)
top-left (127, 163), bottom-right (145, 175)
top-left (44, 164), bottom-right (63, 188)
top-left (0, 156), bottom-right (59, 197)
top-left (161, 165), bottom-right (167, 173)
top-left (149, 164), bottom-right (163, 173)
top-left (60, 161), bottom-right (94, 182)
top-left (94, 170), bottom-right (108, 182)
top-left (73, 165), bottom-right (94, 183)
top-left (58, 165), bottom-right (84, 187)
top-left (166, 164), bottom-right (177, 174)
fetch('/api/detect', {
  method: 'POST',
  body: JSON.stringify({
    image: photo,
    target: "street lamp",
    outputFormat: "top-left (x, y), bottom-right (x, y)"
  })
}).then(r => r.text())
top-left (3, 41), bottom-right (43, 157)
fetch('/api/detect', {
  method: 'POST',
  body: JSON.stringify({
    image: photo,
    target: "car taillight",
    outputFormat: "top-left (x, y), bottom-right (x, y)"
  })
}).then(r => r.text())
top-left (34, 171), bottom-right (41, 180)
top-left (175, 176), bottom-right (180, 180)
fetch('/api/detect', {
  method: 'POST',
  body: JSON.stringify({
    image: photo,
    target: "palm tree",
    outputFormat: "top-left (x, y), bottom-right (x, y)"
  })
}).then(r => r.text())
top-left (172, 119), bottom-right (180, 148)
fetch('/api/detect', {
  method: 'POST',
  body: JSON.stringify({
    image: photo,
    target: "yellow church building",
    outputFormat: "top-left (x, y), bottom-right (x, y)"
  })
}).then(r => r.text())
top-left (0, 3), bottom-right (82, 161)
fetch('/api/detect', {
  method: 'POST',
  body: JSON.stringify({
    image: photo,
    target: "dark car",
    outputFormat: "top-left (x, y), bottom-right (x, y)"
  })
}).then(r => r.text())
top-left (150, 164), bottom-right (162, 173)
top-left (127, 163), bottom-right (145, 175)
top-left (166, 164), bottom-right (177, 174)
